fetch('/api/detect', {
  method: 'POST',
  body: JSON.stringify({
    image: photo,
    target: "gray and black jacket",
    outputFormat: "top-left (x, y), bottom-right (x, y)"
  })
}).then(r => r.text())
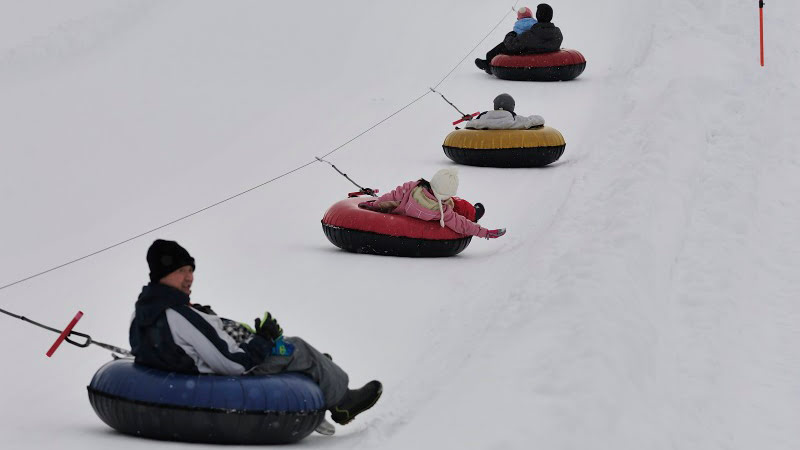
top-left (129, 283), bottom-right (272, 375)
top-left (503, 22), bottom-right (563, 54)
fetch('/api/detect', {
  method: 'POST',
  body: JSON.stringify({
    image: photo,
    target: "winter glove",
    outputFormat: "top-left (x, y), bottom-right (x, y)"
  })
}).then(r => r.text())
top-left (358, 201), bottom-right (377, 210)
top-left (254, 312), bottom-right (283, 341)
top-left (360, 200), bottom-right (400, 213)
top-left (485, 228), bottom-right (507, 239)
top-left (191, 304), bottom-right (216, 315)
top-left (271, 335), bottom-right (295, 356)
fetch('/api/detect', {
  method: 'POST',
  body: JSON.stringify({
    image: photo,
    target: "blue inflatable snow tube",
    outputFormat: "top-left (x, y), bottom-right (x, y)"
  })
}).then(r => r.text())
top-left (87, 359), bottom-right (326, 444)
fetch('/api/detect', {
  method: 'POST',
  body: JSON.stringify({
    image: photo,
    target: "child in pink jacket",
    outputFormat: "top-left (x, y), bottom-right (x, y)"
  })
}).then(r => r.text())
top-left (358, 168), bottom-right (506, 239)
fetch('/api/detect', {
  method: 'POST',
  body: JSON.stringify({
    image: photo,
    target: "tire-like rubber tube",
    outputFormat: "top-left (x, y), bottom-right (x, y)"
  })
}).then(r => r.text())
top-left (322, 198), bottom-right (472, 257)
top-left (87, 359), bottom-right (325, 445)
top-left (490, 49), bottom-right (586, 81)
top-left (442, 127), bottom-right (566, 168)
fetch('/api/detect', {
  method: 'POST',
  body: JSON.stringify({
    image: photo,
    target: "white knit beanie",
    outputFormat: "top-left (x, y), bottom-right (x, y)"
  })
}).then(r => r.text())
top-left (430, 168), bottom-right (459, 227)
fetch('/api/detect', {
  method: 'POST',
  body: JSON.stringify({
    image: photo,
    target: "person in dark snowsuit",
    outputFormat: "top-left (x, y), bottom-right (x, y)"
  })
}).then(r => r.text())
top-left (475, 4), bottom-right (564, 74)
top-left (129, 239), bottom-right (382, 426)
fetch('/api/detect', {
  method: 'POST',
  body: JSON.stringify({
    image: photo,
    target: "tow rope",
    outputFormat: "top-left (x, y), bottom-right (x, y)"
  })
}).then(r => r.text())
top-left (0, 307), bottom-right (131, 357)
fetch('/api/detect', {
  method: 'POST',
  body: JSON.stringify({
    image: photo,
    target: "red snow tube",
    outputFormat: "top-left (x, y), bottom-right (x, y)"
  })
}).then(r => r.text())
top-left (321, 198), bottom-right (472, 257)
top-left (490, 49), bottom-right (586, 81)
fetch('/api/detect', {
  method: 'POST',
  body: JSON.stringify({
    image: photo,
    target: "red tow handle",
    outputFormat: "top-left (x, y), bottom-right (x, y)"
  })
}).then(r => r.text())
top-left (452, 112), bottom-right (480, 126)
top-left (46, 311), bottom-right (84, 357)
top-left (347, 189), bottom-right (379, 198)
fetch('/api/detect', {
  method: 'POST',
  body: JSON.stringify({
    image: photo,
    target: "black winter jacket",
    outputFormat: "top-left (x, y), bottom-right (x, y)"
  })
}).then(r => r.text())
top-left (503, 22), bottom-right (563, 54)
top-left (129, 283), bottom-right (272, 374)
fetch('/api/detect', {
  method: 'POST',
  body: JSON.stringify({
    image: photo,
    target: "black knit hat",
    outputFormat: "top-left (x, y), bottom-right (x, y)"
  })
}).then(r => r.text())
top-left (147, 239), bottom-right (195, 282)
top-left (536, 3), bottom-right (553, 22)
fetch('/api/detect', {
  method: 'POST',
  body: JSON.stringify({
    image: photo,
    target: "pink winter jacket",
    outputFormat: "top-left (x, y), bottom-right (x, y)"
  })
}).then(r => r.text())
top-left (370, 180), bottom-right (489, 238)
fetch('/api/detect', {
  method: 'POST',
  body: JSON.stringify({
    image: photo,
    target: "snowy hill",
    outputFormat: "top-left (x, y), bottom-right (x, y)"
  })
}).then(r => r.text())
top-left (1, 1), bottom-right (798, 449)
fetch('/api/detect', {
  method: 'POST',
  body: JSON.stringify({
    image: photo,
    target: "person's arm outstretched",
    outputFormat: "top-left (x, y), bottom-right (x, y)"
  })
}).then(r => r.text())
top-left (440, 206), bottom-right (505, 239)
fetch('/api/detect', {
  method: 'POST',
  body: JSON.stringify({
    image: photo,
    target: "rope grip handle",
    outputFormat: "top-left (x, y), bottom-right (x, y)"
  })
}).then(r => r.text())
top-left (46, 311), bottom-right (84, 357)
top-left (347, 188), bottom-right (379, 198)
top-left (65, 330), bottom-right (93, 348)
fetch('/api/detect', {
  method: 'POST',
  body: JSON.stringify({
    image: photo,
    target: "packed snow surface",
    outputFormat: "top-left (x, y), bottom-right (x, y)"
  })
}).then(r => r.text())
top-left (1, 1), bottom-right (798, 449)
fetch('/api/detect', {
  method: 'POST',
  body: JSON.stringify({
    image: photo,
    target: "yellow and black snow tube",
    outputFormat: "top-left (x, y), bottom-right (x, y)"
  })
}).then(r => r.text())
top-left (442, 127), bottom-right (565, 168)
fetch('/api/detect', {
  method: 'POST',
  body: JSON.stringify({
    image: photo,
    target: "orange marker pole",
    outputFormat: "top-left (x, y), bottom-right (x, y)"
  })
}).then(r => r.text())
top-left (759, 0), bottom-right (765, 66)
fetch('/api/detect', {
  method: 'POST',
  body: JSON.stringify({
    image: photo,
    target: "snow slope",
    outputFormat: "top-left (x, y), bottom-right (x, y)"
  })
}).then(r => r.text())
top-left (1, 1), bottom-right (798, 449)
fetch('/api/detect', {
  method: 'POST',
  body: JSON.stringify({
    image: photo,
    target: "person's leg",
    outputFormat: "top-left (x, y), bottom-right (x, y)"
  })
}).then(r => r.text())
top-left (476, 41), bottom-right (508, 74)
top-left (329, 379), bottom-right (383, 425)
top-left (253, 337), bottom-right (349, 408)
top-left (474, 58), bottom-right (490, 72)
top-left (485, 42), bottom-right (509, 65)
top-left (252, 337), bottom-right (381, 425)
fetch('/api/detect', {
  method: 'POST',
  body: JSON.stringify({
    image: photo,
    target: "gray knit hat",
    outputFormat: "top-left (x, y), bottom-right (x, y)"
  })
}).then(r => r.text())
top-left (493, 93), bottom-right (515, 112)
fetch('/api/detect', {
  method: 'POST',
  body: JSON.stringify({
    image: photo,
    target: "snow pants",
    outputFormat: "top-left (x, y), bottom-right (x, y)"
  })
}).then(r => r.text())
top-left (485, 42), bottom-right (512, 64)
top-left (251, 336), bottom-right (349, 408)
top-left (485, 42), bottom-right (551, 63)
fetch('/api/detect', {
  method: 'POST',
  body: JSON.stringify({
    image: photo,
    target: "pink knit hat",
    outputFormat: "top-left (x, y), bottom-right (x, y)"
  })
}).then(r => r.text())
top-left (517, 6), bottom-right (533, 19)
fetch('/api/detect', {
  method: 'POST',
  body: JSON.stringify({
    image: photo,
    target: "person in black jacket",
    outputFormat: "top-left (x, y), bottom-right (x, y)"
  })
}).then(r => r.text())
top-left (130, 239), bottom-right (382, 426)
top-left (475, 4), bottom-right (564, 74)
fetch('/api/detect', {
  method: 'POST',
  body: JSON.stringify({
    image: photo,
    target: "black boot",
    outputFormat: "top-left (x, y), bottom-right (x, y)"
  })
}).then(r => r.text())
top-left (474, 58), bottom-right (492, 74)
top-left (330, 380), bottom-right (383, 425)
top-left (474, 202), bottom-right (485, 222)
